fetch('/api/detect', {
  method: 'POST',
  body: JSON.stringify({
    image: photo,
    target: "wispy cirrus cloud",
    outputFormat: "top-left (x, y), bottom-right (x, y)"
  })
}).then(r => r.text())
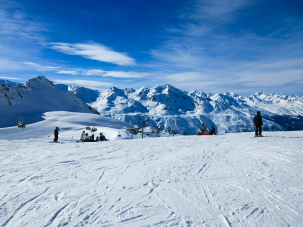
top-left (57, 70), bottom-right (80, 75)
top-left (23, 62), bottom-right (60, 71)
top-left (261, 58), bottom-right (303, 69)
top-left (22, 61), bottom-right (151, 79)
top-left (49, 42), bottom-right (136, 66)
top-left (235, 70), bottom-right (303, 87)
top-left (0, 76), bottom-right (20, 80)
top-left (193, 0), bottom-right (251, 20)
top-left (55, 79), bottom-right (113, 88)
top-left (85, 70), bottom-right (151, 78)
top-left (0, 1), bottom-right (47, 40)
top-left (149, 0), bottom-right (303, 95)
top-left (166, 72), bottom-right (210, 82)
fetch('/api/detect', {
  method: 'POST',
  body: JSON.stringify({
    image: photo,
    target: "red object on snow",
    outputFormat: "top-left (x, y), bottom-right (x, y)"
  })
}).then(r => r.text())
top-left (197, 132), bottom-right (210, 135)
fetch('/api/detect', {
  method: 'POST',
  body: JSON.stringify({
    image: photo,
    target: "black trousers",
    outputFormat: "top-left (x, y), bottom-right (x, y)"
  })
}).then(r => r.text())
top-left (255, 126), bottom-right (262, 135)
top-left (54, 135), bottom-right (58, 142)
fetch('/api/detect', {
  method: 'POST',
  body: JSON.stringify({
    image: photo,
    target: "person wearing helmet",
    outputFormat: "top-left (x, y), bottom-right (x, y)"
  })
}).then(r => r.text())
top-left (54, 127), bottom-right (60, 142)
top-left (80, 131), bottom-right (85, 141)
top-left (253, 111), bottom-right (263, 137)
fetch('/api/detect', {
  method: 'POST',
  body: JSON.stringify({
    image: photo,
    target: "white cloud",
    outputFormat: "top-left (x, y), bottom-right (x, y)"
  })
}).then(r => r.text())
top-left (23, 62), bottom-right (60, 71)
top-left (0, 5), bottom-right (47, 39)
top-left (85, 70), bottom-right (151, 78)
top-left (236, 70), bottom-right (303, 87)
top-left (195, 0), bottom-right (251, 20)
top-left (23, 62), bottom-right (39, 66)
top-left (102, 71), bottom-right (151, 78)
top-left (55, 79), bottom-right (113, 87)
top-left (0, 76), bottom-right (20, 80)
top-left (49, 42), bottom-right (136, 66)
top-left (166, 72), bottom-right (210, 82)
top-left (57, 70), bottom-right (80, 75)
top-left (261, 58), bottom-right (303, 69)
top-left (85, 70), bottom-right (105, 76)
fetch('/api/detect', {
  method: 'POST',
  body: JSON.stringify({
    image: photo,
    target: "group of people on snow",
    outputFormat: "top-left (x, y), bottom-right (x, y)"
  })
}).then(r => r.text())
top-left (80, 131), bottom-right (107, 142)
top-left (199, 111), bottom-right (263, 136)
top-left (199, 123), bottom-right (217, 135)
top-left (53, 127), bottom-right (107, 142)
top-left (54, 111), bottom-right (263, 141)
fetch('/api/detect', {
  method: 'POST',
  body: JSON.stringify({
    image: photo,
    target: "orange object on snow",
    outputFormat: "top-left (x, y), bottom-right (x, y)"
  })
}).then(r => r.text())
top-left (197, 132), bottom-right (210, 135)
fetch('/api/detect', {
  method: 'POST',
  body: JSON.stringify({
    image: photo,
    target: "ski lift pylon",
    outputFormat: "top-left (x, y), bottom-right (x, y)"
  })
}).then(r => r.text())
top-left (17, 116), bottom-right (26, 129)
top-left (92, 123), bottom-right (97, 132)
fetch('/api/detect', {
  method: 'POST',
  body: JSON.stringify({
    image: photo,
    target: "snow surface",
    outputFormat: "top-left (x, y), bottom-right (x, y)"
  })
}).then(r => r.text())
top-left (1, 113), bottom-right (303, 226)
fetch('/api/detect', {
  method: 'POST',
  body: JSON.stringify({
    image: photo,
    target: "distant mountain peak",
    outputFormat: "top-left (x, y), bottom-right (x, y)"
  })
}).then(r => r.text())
top-left (0, 79), bottom-right (23, 87)
top-left (25, 75), bottom-right (57, 89)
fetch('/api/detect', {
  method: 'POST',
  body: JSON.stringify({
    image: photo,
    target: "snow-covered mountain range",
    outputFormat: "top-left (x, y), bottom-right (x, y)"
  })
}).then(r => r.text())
top-left (0, 79), bottom-right (23, 87)
top-left (1, 76), bottom-right (303, 133)
top-left (0, 76), bottom-right (99, 127)
top-left (88, 85), bottom-right (303, 134)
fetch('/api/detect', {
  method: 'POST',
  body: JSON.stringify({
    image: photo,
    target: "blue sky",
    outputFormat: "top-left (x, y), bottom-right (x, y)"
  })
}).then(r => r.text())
top-left (1, 0), bottom-right (303, 96)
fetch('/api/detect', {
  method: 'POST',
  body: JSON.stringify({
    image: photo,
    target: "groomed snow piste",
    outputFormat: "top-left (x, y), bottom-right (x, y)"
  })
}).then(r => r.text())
top-left (0, 112), bottom-right (303, 226)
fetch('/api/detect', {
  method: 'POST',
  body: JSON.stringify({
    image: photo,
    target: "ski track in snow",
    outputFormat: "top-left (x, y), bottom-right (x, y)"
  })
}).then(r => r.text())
top-left (1, 131), bottom-right (303, 226)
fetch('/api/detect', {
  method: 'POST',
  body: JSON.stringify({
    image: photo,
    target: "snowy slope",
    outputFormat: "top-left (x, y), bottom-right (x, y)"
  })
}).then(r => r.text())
top-left (0, 121), bottom-right (303, 226)
top-left (0, 76), bottom-right (99, 128)
top-left (0, 111), bottom-right (132, 141)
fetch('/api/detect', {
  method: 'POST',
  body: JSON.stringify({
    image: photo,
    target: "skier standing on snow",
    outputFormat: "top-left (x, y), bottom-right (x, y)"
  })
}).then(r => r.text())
top-left (80, 131), bottom-right (85, 141)
top-left (200, 123), bottom-right (207, 135)
top-left (209, 126), bottom-right (217, 135)
top-left (253, 111), bottom-right (263, 137)
top-left (54, 127), bottom-right (59, 142)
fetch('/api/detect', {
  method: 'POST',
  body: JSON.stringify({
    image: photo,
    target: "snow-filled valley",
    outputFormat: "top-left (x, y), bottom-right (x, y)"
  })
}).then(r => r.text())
top-left (1, 113), bottom-right (303, 226)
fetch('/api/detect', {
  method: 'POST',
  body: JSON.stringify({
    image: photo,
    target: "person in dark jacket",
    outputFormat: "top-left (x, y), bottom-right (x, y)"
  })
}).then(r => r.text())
top-left (209, 126), bottom-right (217, 135)
top-left (54, 127), bottom-right (59, 142)
top-left (100, 133), bottom-right (105, 141)
top-left (253, 111), bottom-right (263, 137)
top-left (90, 134), bottom-right (95, 141)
